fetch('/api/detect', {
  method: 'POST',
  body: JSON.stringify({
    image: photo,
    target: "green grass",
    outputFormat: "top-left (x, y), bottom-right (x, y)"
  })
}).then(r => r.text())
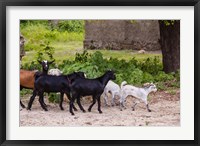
top-left (88, 49), bottom-right (162, 61)
top-left (21, 41), bottom-right (162, 66)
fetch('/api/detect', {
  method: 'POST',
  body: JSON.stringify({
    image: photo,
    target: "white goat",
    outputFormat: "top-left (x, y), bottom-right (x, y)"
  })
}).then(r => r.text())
top-left (102, 80), bottom-right (121, 106)
top-left (120, 81), bottom-right (157, 112)
top-left (48, 68), bottom-right (62, 76)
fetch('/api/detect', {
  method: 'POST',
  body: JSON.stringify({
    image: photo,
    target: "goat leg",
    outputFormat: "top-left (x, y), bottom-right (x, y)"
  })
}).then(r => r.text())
top-left (20, 100), bottom-right (26, 108)
top-left (120, 102), bottom-right (123, 111)
top-left (132, 103), bottom-right (137, 111)
top-left (77, 97), bottom-right (86, 113)
top-left (40, 96), bottom-right (47, 108)
top-left (66, 93), bottom-right (78, 111)
top-left (103, 94), bottom-right (109, 106)
top-left (27, 90), bottom-right (37, 110)
top-left (146, 104), bottom-right (151, 112)
top-left (111, 94), bottom-right (115, 106)
top-left (39, 94), bottom-right (48, 111)
top-left (69, 97), bottom-right (76, 115)
top-left (88, 96), bottom-right (96, 112)
top-left (97, 96), bottom-right (102, 114)
top-left (59, 93), bottom-right (64, 110)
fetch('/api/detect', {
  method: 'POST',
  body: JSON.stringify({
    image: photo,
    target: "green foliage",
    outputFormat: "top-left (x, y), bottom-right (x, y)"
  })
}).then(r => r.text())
top-left (154, 71), bottom-right (174, 82)
top-left (59, 51), bottom-right (179, 89)
top-left (57, 20), bottom-right (84, 32)
top-left (36, 41), bottom-right (55, 61)
top-left (140, 57), bottom-right (163, 75)
top-left (48, 93), bottom-right (60, 103)
top-left (20, 20), bottom-right (84, 52)
top-left (22, 60), bottom-right (41, 70)
top-left (162, 20), bottom-right (175, 26)
top-left (20, 89), bottom-right (32, 97)
top-left (75, 50), bottom-right (90, 63)
top-left (21, 41), bottom-right (56, 70)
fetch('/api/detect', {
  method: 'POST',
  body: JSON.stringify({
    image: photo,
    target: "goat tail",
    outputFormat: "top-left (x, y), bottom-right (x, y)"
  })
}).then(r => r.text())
top-left (120, 81), bottom-right (127, 89)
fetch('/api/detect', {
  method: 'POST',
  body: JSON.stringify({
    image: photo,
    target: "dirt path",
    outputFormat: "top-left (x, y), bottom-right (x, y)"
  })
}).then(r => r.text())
top-left (20, 90), bottom-right (180, 126)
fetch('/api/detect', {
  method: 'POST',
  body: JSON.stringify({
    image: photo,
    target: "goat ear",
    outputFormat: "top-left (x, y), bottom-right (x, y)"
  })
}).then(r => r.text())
top-left (48, 59), bottom-right (55, 64)
top-left (143, 83), bottom-right (150, 87)
top-left (37, 60), bottom-right (42, 64)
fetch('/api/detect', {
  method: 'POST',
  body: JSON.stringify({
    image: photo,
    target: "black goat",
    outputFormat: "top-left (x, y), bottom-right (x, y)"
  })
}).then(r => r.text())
top-left (27, 72), bottom-right (85, 111)
top-left (20, 60), bottom-right (54, 108)
top-left (69, 70), bottom-right (116, 115)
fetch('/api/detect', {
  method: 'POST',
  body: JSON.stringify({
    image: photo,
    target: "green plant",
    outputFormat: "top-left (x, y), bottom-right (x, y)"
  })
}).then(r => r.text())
top-left (140, 57), bottom-right (163, 75)
top-left (48, 93), bottom-right (60, 103)
top-left (36, 41), bottom-right (55, 62)
top-left (57, 20), bottom-right (84, 33)
top-left (20, 89), bottom-right (32, 97)
top-left (75, 50), bottom-right (90, 63)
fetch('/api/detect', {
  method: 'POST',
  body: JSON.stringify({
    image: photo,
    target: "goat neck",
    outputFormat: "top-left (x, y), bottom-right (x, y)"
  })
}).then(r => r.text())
top-left (42, 67), bottom-right (48, 75)
top-left (43, 69), bottom-right (48, 75)
top-left (143, 86), bottom-right (153, 95)
top-left (64, 72), bottom-right (79, 84)
top-left (98, 73), bottom-right (111, 88)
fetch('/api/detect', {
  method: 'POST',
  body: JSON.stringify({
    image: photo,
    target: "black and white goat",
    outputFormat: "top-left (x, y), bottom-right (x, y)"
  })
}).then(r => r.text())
top-left (69, 70), bottom-right (116, 115)
top-left (120, 81), bottom-right (157, 112)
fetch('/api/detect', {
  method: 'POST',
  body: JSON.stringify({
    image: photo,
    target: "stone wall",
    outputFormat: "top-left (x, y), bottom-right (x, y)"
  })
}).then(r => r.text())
top-left (20, 34), bottom-right (25, 60)
top-left (84, 20), bottom-right (160, 51)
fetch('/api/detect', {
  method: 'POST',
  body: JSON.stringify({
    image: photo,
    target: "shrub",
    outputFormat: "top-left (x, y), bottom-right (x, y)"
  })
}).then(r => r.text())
top-left (58, 51), bottom-right (179, 88)
top-left (57, 20), bottom-right (84, 33)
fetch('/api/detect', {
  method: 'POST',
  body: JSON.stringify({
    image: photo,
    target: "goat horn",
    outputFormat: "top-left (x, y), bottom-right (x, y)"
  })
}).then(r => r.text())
top-left (37, 59), bottom-right (42, 64)
top-left (48, 59), bottom-right (55, 64)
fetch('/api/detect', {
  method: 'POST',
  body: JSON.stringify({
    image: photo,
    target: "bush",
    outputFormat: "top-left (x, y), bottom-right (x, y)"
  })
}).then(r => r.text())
top-left (59, 50), bottom-right (179, 88)
top-left (57, 20), bottom-right (84, 33)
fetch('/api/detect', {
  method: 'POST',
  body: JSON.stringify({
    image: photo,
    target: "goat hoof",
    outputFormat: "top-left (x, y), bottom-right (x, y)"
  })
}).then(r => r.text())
top-left (26, 108), bottom-right (31, 111)
top-left (99, 111), bottom-right (103, 114)
top-left (74, 108), bottom-right (78, 111)
top-left (82, 110), bottom-right (86, 113)
top-left (61, 108), bottom-right (64, 111)
top-left (71, 113), bottom-right (75, 116)
top-left (21, 105), bottom-right (26, 108)
top-left (148, 109), bottom-right (152, 112)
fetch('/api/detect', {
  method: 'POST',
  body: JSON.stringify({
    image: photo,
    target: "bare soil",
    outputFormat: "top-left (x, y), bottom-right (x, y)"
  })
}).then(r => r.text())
top-left (20, 89), bottom-right (180, 127)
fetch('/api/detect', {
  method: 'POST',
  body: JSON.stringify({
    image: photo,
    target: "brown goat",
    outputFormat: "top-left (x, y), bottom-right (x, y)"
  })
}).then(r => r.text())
top-left (20, 70), bottom-right (38, 108)
top-left (20, 69), bottom-right (37, 89)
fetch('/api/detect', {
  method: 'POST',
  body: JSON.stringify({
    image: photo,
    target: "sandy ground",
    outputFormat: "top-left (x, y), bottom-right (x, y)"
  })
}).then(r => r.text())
top-left (20, 89), bottom-right (180, 127)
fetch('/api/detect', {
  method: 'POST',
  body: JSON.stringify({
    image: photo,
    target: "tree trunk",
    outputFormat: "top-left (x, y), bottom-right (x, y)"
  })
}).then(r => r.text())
top-left (159, 20), bottom-right (180, 73)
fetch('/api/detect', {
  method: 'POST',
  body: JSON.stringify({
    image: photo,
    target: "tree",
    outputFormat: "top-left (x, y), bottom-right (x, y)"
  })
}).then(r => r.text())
top-left (159, 20), bottom-right (180, 73)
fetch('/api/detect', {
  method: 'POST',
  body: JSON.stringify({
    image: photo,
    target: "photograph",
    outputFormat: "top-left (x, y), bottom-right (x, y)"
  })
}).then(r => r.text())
top-left (19, 19), bottom-right (180, 127)
top-left (1, 0), bottom-right (199, 144)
